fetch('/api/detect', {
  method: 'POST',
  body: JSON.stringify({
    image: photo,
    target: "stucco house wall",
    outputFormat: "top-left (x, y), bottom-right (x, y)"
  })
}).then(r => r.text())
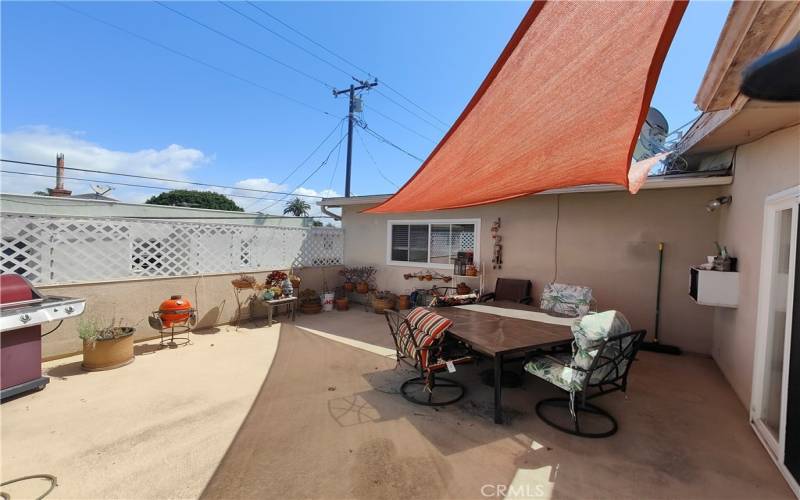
top-left (712, 124), bottom-right (800, 406)
top-left (342, 185), bottom-right (723, 355)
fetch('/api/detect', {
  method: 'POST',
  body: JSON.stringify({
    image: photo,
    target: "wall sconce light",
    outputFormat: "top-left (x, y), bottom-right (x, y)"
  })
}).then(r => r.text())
top-left (706, 195), bottom-right (732, 212)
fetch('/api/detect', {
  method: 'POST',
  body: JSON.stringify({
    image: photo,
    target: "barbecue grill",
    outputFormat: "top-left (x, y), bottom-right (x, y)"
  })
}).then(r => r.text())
top-left (1, 274), bottom-right (86, 400)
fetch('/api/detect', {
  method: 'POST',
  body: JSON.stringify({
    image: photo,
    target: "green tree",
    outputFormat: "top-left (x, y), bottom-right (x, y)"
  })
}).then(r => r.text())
top-left (283, 197), bottom-right (311, 217)
top-left (145, 190), bottom-right (243, 211)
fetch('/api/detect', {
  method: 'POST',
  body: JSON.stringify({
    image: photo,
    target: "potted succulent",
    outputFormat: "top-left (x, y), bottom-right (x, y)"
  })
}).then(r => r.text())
top-left (372, 291), bottom-right (397, 314)
top-left (356, 266), bottom-right (376, 294)
top-left (79, 317), bottom-right (136, 371)
top-left (299, 289), bottom-right (322, 314)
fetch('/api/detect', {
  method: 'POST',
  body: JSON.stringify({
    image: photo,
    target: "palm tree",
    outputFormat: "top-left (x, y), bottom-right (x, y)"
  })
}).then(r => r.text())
top-left (283, 197), bottom-right (311, 217)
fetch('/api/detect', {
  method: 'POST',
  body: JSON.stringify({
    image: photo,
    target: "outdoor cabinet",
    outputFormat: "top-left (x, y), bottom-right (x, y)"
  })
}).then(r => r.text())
top-left (689, 267), bottom-right (739, 308)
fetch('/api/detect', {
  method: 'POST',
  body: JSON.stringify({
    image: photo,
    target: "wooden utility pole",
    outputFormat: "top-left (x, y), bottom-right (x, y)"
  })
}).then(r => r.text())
top-left (333, 78), bottom-right (378, 197)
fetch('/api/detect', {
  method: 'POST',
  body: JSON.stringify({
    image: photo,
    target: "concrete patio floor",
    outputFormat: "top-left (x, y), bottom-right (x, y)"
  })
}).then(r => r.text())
top-left (1, 308), bottom-right (794, 499)
top-left (1, 324), bottom-right (280, 499)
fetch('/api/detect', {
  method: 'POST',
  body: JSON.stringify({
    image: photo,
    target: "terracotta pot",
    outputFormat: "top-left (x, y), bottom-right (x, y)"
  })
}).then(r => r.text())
top-left (335, 298), bottom-right (349, 311)
top-left (356, 282), bottom-right (369, 294)
top-left (301, 302), bottom-right (322, 314)
top-left (82, 328), bottom-right (135, 371)
top-left (424, 274), bottom-right (433, 281)
top-left (372, 297), bottom-right (395, 314)
top-left (397, 294), bottom-right (411, 310)
top-left (343, 282), bottom-right (354, 292)
top-left (290, 277), bottom-right (301, 291)
top-left (456, 283), bottom-right (472, 295)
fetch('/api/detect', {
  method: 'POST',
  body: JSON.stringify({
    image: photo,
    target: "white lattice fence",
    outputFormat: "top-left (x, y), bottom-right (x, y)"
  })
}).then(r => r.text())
top-left (0, 214), bottom-right (343, 285)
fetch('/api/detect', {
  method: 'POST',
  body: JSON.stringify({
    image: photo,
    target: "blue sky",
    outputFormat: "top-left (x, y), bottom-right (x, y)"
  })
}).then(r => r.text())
top-left (1, 1), bottom-right (731, 214)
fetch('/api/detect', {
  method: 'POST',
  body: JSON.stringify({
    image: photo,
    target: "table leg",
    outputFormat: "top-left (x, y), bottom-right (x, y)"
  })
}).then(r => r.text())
top-left (267, 304), bottom-right (273, 327)
top-left (494, 355), bottom-right (503, 424)
top-left (291, 302), bottom-right (296, 322)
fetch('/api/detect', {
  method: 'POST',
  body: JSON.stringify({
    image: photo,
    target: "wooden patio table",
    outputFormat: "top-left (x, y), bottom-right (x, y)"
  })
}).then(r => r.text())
top-left (433, 301), bottom-right (575, 424)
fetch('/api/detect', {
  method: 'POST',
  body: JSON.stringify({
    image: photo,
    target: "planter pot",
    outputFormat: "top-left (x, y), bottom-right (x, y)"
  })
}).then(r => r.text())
top-left (335, 298), bottom-right (349, 311)
top-left (231, 279), bottom-right (254, 289)
top-left (356, 282), bottom-right (369, 294)
top-left (290, 277), bottom-right (301, 291)
top-left (343, 282), bottom-right (355, 292)
top-left (456, 283), bottom-right (472, 295)
top-left (82, 328), bottom-right (135, 371)
top-left (397, 294), bottom-right (411, 310)
top-left (372, 298), bottom-right (396, 314)
top-left (301, 303), bottom-right (322, 314)
top-left (424, 275), bottom-right (433, 281)
top-left (322, 292), bottom-right (335, 312)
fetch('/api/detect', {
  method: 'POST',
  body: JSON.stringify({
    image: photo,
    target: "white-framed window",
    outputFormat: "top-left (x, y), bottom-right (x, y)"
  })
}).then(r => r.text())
top-left (386, 219), bottom-right (479, 269)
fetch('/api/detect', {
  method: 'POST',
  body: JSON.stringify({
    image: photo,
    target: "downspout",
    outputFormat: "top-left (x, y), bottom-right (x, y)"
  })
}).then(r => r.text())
top-left (320, 204), bottom-right (341, 222)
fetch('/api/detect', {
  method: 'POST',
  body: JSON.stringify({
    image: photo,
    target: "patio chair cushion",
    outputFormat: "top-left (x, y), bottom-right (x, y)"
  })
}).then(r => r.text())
top-left (572, 310), bottom-right (632, 383)
top-left (524, 353), bottom-right (585, 392)
top-left (540, 282), bottom-right (593, 317)
top-left (397, 308), bottom-right (453, 369)
top-left (524, 310), bottom-right (631, 391)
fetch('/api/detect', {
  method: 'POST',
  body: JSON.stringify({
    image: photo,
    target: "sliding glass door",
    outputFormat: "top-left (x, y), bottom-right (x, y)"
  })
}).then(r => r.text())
top-left (752, 186), bottom-right (799, 495)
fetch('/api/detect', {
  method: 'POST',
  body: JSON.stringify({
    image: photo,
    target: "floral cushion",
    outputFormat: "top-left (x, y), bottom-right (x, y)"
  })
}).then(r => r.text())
top-left (525, 310), bottom-right (631, 391)
top-left (397, 308), bottom-right (453, 369)
top-left (540, 282), bottom-right (593, 317)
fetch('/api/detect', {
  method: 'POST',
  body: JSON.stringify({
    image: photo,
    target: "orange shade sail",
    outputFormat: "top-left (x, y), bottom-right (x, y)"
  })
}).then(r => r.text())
top-left (367, 0), bottom-right (687, 214)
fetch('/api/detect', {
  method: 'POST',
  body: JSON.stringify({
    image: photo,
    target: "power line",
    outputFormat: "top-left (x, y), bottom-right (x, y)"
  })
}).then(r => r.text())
top-left (0, 159), bottom-right (324, 199)
top-left (242, 118), bottom-right (345, 210)
top-left (155, 1), bottom-right (334, 90)
top-left (219, 1), bottom-right (353, 81)
top-left (360, 125), bottom-right (424, 162)
top-left (243, 2), bottom-right (449, 128)
top-left (221, 1), bottom-right (444, 135)
top-left (363, 105), bottom-right (436, 143)
top-left (328, 120), bottom-right (346, 190)
top-left (56, 2), bottom-right (336, 118)
top-left (0, 170), bottom-right (290, 204)
top-left (373, 89), bottom-right (446, 132)
top-left (355, 128), bottom-right (399, 189)
top-left (257, 133), bottom-right (347, 213)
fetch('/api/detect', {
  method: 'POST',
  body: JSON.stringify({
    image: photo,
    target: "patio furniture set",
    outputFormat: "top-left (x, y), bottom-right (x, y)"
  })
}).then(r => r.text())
top-left (385, 278), bottom-right (646, 437)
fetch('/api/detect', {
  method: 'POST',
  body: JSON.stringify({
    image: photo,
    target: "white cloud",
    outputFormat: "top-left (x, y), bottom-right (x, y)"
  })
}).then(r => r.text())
top-left (0, 126), bottom-right (208, 202)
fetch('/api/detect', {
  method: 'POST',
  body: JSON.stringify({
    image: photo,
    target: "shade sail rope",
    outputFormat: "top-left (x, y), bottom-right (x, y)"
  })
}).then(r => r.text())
top-left (367, 0), bottom-right (688, 214)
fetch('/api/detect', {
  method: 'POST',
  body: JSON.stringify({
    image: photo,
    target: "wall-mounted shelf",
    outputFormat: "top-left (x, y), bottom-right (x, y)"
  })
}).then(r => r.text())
top-left (451, 274), bottom-right (480, 279)
top-left (689, 267), bottom-right (739, 308)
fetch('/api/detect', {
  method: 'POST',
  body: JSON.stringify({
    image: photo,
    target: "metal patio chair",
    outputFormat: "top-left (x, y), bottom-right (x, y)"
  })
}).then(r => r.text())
top-left (524, 310), bottom-right (646, 438)
top-left (479, 278), bottom-right (533, 304)
top-left (384, 308), bottom-right (472, 406)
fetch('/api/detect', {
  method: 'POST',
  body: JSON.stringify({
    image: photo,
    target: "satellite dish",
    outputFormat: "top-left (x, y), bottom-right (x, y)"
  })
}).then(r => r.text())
top-left (633, 107), bottom-right (669, 161)
top-left (91, 184), bottom-right (114, 196)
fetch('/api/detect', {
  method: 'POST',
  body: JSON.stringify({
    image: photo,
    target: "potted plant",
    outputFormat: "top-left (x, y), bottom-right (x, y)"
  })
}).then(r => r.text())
top-left (334, 287), bottom-right (349, 311)
top-left (356, 266), bottom-right (376, 294)
top-left (340, 267), bottom-right (356, 292)
top-left (288, 268), bottom-right (301, 292)
top-left (372, 291), bottom-right (396, 314)
top-left (299, 289), bottom-right (322, 314)
top-left (79, 317), bottom-right (136, 371)
top-left (232, 274), bottom-right (256, 289)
